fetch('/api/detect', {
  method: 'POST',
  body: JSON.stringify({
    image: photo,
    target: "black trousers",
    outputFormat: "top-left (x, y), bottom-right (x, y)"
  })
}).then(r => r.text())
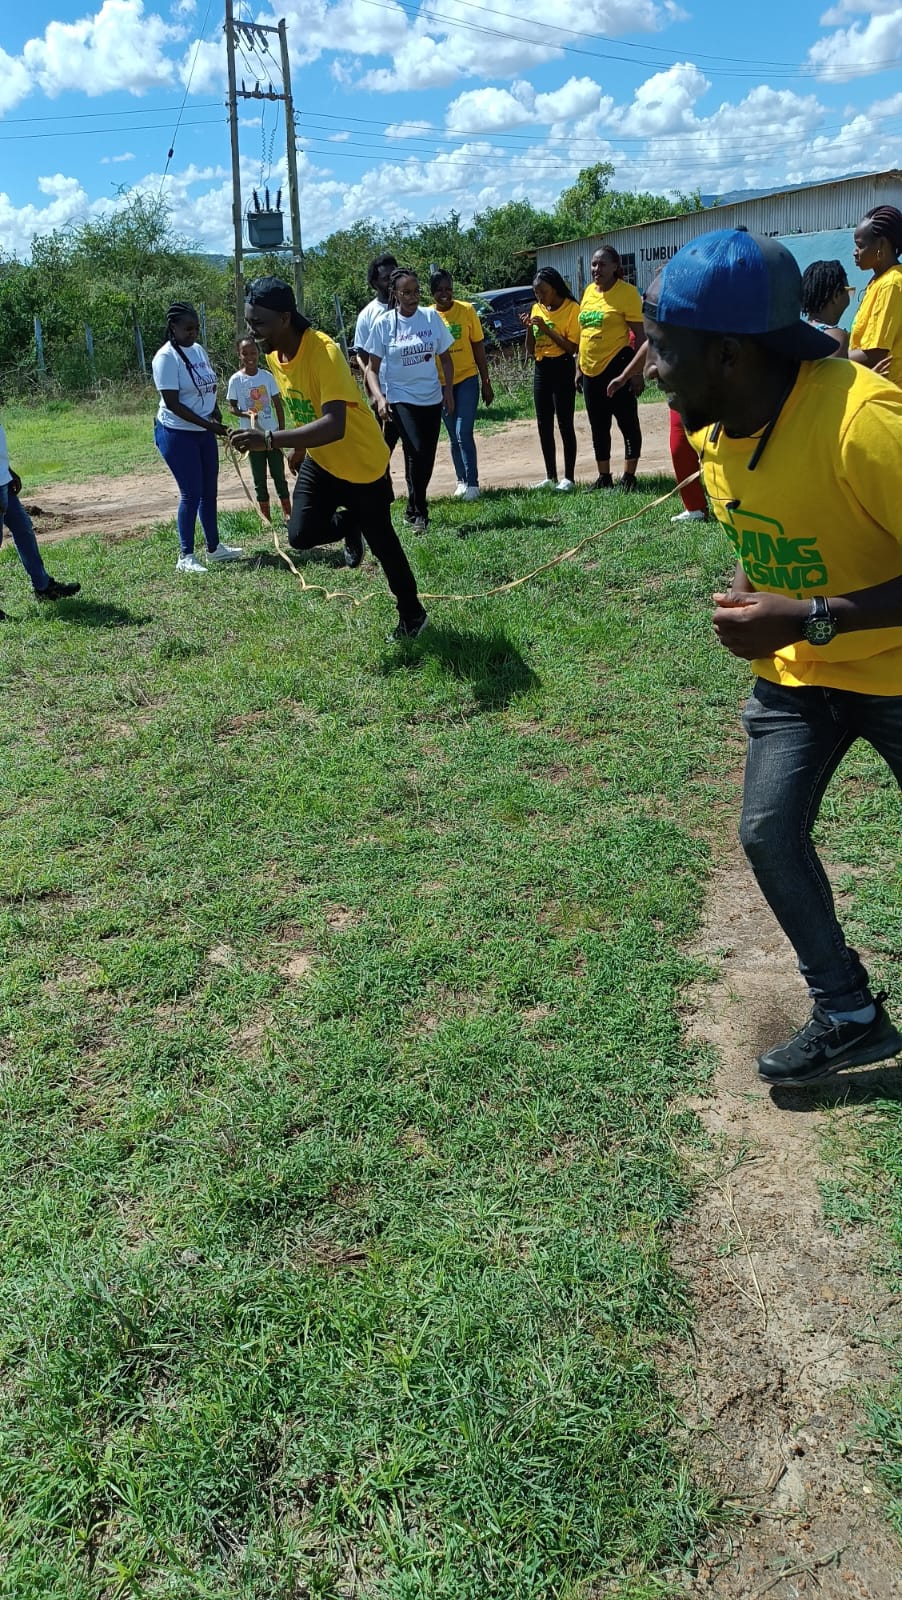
top-left (288, 455), bottom-right (421, 621)
top-left (533, 355), bottom-right (577, 481)
top-left (582, 347), bottom-right (643, 464)
top-left (391, 401), bottom-right (443, 524)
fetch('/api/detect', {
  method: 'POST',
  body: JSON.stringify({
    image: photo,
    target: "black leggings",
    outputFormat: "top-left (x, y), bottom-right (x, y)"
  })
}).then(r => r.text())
top-left (533, 355), bottom-right (577, 481)
top-left (288, 455), bottom-right (421, 622)
top-left (392, 401), bottom-right (443, 524)
top-left (582, 347), bottom-right (642, 465)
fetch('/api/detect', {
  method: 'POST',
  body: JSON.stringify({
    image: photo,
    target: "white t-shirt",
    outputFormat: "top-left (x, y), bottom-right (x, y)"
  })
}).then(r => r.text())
top-left (365, 306), bottom-right (453, 405)
top-left (226, 367), bottom-right (281, 429)
top-left (0, 423), bottom-right (10, 489)
top-left (152, 340), bottom-right (218, 431)
top-left (353, 296), bottom-right (390, 393)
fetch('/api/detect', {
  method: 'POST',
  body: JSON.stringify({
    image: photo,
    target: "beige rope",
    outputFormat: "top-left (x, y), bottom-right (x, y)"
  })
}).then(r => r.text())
top-left (226, 438), bottom-right (701, 609)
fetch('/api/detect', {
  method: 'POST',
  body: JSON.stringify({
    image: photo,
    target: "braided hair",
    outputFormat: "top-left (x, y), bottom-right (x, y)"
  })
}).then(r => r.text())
top-left (533, 267), bottom-right (576, 304)
top-left (800, 260), bottom-right (848, 319)
top-left (388, 265), bottom-right (419, 305)
top-left (863, 205), bottom-right (902, 257)
top-left (166, 300), bottom-right (206, 395)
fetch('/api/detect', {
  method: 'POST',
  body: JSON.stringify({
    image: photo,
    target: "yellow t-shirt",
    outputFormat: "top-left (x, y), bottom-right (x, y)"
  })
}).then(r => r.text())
top-left (850, 264), bottom-right (902, 384)
top-left (577, 280), bottom-right (643, 377)
top-left (688, 359), bottom-right (902, 694)
top-left (266, 328), bottom-right (388, 484)
top-left (530, 299), bottom-right (580, 361)
top-left (434, 299), bottom-right (484, 384)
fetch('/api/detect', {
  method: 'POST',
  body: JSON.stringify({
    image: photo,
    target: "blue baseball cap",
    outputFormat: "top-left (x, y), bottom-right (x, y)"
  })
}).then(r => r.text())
top-left (643, 229), bottom-right (837, 360)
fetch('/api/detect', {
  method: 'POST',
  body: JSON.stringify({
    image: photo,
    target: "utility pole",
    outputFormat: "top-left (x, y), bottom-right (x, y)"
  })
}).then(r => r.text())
top-left (224, 0), bottom-right (245, 336)
top-left (278, 17), bottom-right (304, 311)
top-left (222, 6), bottom-right (305, 327)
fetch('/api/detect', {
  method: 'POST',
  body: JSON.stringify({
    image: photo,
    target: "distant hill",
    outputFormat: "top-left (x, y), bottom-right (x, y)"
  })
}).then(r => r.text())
top-left (699, 171), bottom-right (869, 210)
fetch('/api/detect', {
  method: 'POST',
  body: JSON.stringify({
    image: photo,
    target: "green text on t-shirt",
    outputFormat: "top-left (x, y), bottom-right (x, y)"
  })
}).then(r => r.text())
top-left (285, 391), bottom-right (317, 426)
top-left (721, 508), bottom-right (828, 595)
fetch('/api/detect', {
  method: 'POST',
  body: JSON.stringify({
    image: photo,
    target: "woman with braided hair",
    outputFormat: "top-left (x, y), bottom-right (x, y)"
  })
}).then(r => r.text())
top-left (800, 259), bottom-right (852, 355)
top-left (850, 206), bottom-right (902, 383)
top-left (152, 302), bottom-right (243, 574)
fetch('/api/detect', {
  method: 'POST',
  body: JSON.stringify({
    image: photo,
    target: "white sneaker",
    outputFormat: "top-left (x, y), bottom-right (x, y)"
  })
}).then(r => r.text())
top-left (207, 542), bottom-right (244, 562)
top-left (532, 478), bottom-right (556, 490)
top-left (671, 509), bottom-right (707, 523)
top-left (556, 478), bottom-right (575, 492)
top-left (176, 553), bottom-right (207, 575)
top-left (462, 485), bottom-right (480, 501)
top-left (453, 481), bottom-right (467, 498)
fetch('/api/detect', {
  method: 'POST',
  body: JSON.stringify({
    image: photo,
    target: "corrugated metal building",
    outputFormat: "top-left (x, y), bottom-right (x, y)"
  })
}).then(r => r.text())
top-left (534, 170), bottom-right (902, 319)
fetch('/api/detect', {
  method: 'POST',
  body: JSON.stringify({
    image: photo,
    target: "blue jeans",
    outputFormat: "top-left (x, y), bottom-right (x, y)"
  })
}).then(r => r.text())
top-left (740, 677), bottom-right (902, 1012)
top-left (154, 422), bottom-right (220, 555)
top-left (441, 373), bottom-right (480, 487)
top-left (0, 481), bottom-right (50, 592)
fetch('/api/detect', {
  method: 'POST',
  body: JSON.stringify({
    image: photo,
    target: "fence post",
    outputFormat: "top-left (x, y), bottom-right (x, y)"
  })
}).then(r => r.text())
top-left (199, 302), bottom-right (208, 346)
top-left (34, 316), bottom-right (46, 379)
top-left (85, 324), bottom-right (95, 379)
top-left (333, 293), bottom-right (350, 365)
top-left (131, 306), bottom-right (147, 377)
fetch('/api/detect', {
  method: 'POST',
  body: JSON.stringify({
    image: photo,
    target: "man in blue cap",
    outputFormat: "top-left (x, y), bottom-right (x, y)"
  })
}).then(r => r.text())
top-left (643, 229), bottom-right (902, 1088)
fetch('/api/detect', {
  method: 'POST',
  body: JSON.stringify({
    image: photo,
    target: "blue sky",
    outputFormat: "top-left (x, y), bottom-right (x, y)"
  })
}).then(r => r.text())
top-left (1, 1), bottom-right (900, 257)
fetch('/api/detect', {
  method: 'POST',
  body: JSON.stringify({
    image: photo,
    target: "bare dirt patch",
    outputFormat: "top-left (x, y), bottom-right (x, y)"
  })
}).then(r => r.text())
top-left (674, 850), bottom-right (902, 1598)
top-left (26, 404), bottom-right (676, 546)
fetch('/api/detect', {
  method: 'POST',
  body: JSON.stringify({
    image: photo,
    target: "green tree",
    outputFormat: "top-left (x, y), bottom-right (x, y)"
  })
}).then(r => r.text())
top-left (552, 162), bottom-right (701, 242)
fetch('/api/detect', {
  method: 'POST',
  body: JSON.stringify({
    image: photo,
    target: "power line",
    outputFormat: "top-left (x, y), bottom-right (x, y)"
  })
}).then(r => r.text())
top-left (160, 0), bottom-right (217, 191)
top-left (0, 118), bottom-right (225, 143)
top-left (1, 102), bottom-right (222, 126)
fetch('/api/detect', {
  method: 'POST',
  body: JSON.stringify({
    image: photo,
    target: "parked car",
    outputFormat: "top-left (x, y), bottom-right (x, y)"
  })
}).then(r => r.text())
top-left (472, 286), bottom-right (535, 349)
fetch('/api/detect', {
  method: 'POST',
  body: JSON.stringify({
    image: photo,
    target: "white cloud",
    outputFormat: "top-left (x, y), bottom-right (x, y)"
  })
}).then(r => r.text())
top-left (22, 0), bottom-right (181, 99)
top-left (807, 6), bottom-right (902, 78)
top-left (0, 47), bottom-right (32, 115)
top-left (101, 151), bottom-right (136, 163)
top-left (445, 85), bottom-right (536, 135)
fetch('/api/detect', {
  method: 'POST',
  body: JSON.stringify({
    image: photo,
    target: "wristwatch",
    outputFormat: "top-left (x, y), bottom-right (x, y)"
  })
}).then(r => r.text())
top-left (803, 595), bottom-right (837, 646)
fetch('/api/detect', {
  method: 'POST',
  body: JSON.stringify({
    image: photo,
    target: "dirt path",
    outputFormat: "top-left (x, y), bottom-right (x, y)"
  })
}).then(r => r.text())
top-left (675, 848), bottom-right (902, 1598)
top-left (23, 403), bottom-right (675, 547)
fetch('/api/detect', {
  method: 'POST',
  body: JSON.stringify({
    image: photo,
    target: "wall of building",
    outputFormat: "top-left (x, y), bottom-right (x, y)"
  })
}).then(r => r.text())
top-left (535, 173), bottom-right (902, 299)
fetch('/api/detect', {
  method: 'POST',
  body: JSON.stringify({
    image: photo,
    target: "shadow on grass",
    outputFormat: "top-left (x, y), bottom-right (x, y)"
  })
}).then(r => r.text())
top-left (39, 599), bottom-right (151, 628)
top-left (455, 511), bottom-right (563, 537)
top-left (381, 624), bottom-right (539, 710)
top-left (252, 545), bottom-right (347, 572)
top-left (769, 1062), bottom-right (902, 1112)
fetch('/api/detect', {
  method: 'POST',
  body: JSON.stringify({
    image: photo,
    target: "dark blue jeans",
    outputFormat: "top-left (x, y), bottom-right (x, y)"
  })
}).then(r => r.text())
top-left (441, 373), bottom-right (480, 487)
top-left (740, 677), bottom-right (902, 1012)
top-left (0, 481), bottom-right (50, 592)
top-left (154, 422), bottom-right (220, 555)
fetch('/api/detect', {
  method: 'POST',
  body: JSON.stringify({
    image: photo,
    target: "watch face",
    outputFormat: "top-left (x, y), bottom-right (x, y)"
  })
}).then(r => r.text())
top-left (806, 618), bottom-right (836, 646)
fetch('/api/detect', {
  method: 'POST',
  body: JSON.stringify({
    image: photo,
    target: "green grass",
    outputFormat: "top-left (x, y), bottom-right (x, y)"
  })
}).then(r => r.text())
top-left (4, 390), bottom-right (159, 487)
top-left (0, 480), bottom-right (898, 1595)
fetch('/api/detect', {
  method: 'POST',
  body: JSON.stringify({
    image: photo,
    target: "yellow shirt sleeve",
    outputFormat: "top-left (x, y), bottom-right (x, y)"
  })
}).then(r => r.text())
top-left (563, 301), bottom-right (581, 345)
top-left (467, 302), bottom-right (484, 345)
top-left (307, 334), bottom-right (361, 408)
top-left (839, 387), bottom-right (902, 543)
top-left (620, 282), bottom-right (643, 323)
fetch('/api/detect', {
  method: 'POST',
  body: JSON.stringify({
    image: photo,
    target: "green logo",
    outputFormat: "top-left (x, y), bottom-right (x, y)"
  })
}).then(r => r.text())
top-left (579, 309), bottom-right (604, 328)
top-left (285, 391), bottom-right (317, 426)
top-left (720, 508), bottom-right (829, 596)
top-left (448, 321), bottom-right (463, 343)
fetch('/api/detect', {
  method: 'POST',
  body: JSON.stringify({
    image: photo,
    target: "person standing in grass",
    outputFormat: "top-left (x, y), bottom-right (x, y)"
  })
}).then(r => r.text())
top-left (227, 336), bottom-right (291, 522)
top-left (364, 267), bottom-right (454, 535)
top-left (430, 269), bottom-right (494, 502)
top-left (578, 246), bottom-right (645, 492)
top-left (607, 340), bottom-right (708, 522)
top-left (523, 268), bottom-right (580, 490)
top-left (152, 302), bottom-right (243, 575)
top-left (234, 276), bottom-right (429, 640)
top-left (850, 206), bottom-right (902, 383)
top-left (0, 418), bottom-right (80, 617)
top-left (644, 228), bottom-right (902, 1088)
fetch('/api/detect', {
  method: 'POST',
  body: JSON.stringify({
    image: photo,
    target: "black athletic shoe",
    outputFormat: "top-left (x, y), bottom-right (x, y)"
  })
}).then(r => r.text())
top-left (388, 608), bottom-right (429, 642)
top-left (35, 577), bottom-right (81, 601)
top-left (757, 993), bottom-right (902, 1087)
top-left (591, 473), bottom-right (615, 489)
top-left (0, 608), bottom-right (8, 621)
top-left (619, 472), bottom-right (639, 493)
top-left (344, 530), bottom-right (365, 568)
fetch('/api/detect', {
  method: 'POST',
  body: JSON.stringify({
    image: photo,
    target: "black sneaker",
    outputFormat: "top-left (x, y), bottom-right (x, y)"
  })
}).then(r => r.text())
top-left (0, 608), bottom-right (8, 622)
top-left (344, 530), bottom-right (365, 568)
top-left (757, 993), bottom-right (902, 1086)
top-left (35, 578), bottom-right (81, 601)
top-left (619, 473), bottom-right (639, 493)
top-left (388, 609), bottom-right (429, 642)
top-left (591, 473), bottom-right (614, 490)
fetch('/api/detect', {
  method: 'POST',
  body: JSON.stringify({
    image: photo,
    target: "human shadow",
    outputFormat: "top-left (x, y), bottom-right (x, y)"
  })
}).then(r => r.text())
top-left (768, 1062), bottom-right (902, 1112)
top-left (252, 545), bottom-right (347, 572)
top-left (380, 624), bottom-right (539, 710)
top-left (458, 512), bottom-right (562, 536)
top-left (40, 599), bottom-right (151, 629)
